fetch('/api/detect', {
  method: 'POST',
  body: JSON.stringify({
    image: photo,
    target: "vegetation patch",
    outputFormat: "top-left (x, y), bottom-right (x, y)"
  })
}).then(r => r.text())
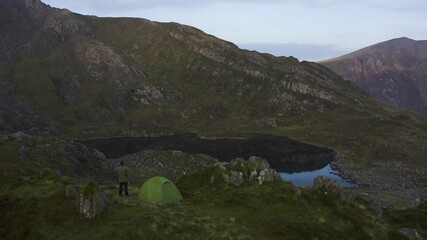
top-left (81, 181), bottom-right (99, 198)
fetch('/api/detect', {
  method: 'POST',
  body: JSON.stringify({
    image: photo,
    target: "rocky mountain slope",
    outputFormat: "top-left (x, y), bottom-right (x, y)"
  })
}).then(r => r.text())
top-left (320, 37), bottom-right (427, 115)
top-left (1, 0), bottom-right (427, 208)
top-left (1, 0), bottom-right (378, 136)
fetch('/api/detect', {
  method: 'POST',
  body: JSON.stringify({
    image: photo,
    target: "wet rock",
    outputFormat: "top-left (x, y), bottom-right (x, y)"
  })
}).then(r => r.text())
top-left (313, 176), bottom-right (341, 190)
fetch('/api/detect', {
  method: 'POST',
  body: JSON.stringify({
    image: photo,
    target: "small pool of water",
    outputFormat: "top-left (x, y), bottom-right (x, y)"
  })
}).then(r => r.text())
top-left (280, 164), bottom-right (357, 188)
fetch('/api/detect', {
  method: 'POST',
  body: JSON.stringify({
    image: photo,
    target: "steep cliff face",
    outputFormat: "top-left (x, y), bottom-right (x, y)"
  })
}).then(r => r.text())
top-left (320, 37), bottom-right (427, 115)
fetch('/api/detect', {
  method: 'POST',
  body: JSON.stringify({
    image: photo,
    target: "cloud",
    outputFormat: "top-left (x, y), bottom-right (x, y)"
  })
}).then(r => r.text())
top-left (237, 43), bottom-right (353, 62)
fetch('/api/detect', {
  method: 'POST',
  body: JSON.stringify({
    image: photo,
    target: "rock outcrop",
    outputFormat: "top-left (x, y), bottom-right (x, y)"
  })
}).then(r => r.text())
top-left (211, 156), bottom-right (281, 186)
top-left (66, 182), bottom-right (108, 219)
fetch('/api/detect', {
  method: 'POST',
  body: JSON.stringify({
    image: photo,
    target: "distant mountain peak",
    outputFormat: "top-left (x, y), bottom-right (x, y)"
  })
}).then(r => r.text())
top-left (375, 37), bottom-right (417, 47)
top-left (320, 38), bottom-right (427, 115)
top-left (393, 36), bottom-right (413, 41)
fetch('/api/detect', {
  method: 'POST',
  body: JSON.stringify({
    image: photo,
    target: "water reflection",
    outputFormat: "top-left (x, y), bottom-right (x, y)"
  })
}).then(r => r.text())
top-left (80, 134), bottom-right (335, 173)
top-left (280, 164), bottom-right (357, 188)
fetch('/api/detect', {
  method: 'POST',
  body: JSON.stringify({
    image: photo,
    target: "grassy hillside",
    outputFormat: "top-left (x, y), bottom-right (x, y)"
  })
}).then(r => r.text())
top-left (1, 2), bottom-right (427, 239)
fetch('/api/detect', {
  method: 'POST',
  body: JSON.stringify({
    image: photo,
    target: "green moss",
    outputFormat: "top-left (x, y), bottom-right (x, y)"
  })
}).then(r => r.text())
top-left (81, 181), bottom-right (99, 198)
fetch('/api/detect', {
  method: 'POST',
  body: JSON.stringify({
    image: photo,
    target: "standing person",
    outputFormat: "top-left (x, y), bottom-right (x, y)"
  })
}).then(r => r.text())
top-left (117, 161), bottom-right (130, 196)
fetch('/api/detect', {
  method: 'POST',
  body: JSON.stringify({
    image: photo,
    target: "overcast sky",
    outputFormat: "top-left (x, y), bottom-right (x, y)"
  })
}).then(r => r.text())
top-left (42, 0), bottom-right (427, 61)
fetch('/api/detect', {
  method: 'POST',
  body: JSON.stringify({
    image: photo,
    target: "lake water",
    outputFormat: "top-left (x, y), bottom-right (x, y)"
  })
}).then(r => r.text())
top-left (280, 164), bottom-right (357, 188)
top-left (81, 134), bottom-right (357, 188)
top-left (80, 134), bottom-right (335, 173)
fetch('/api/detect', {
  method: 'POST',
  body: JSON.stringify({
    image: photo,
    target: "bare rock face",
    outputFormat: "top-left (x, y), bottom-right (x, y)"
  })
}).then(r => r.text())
top-left (66, 182), bottom-right (108, 219)
top-left (321, 37), bottom-right (427, 115)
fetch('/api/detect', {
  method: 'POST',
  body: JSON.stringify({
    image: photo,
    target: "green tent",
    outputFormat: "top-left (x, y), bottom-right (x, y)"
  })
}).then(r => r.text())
top-left (138, 176), bottom-right (183, 204)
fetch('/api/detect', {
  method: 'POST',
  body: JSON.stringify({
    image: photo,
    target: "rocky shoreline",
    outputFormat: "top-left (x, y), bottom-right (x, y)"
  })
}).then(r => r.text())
top-left (334, 155), bottom-right (426, 209)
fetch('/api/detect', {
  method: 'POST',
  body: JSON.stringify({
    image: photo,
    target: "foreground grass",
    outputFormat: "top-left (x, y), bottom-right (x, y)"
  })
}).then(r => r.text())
top-left (1, 167), bottom-right (419, 240)
top-left (1, 134), bottom-right (425, 239)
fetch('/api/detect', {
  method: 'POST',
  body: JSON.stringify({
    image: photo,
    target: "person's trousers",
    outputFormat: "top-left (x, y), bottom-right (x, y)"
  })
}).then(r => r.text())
top-left (119, 182), bottom-right (128, 196)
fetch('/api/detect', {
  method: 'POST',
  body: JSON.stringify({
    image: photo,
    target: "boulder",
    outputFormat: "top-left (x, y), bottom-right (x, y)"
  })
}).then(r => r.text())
top-left (66, 182), bottom-right (108, 219)
top-left (313, 176), bottom-right (341, 190)
top-left (79, 190), bottom-right (108, 219)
